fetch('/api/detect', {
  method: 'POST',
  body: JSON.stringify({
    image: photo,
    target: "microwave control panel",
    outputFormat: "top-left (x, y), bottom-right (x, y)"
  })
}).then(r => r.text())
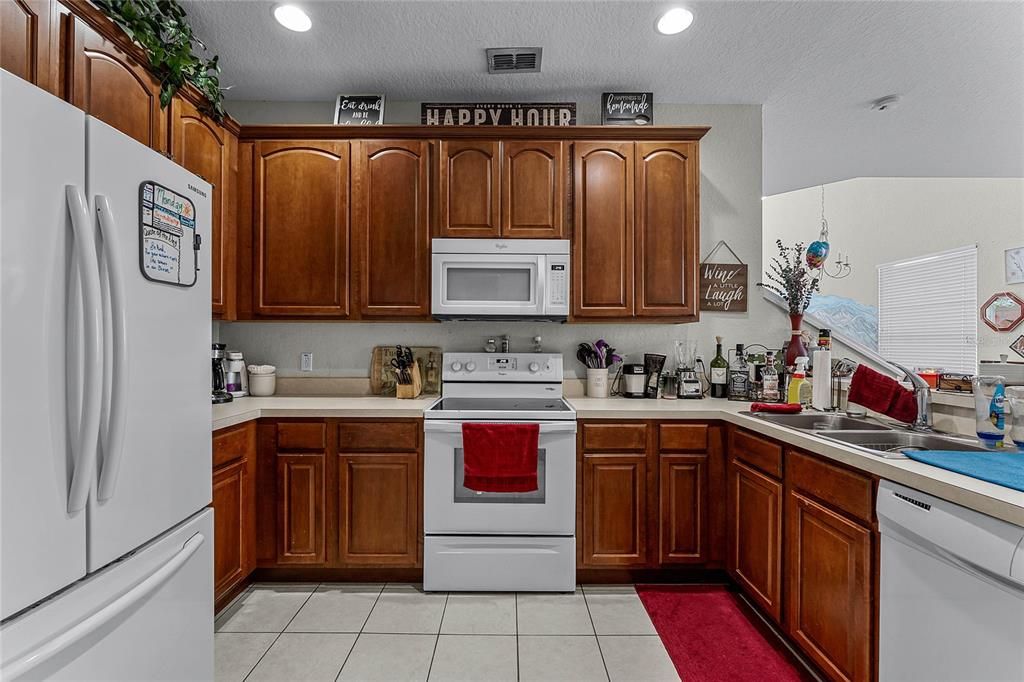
top-left (548, 262), bottom-right (568, 306)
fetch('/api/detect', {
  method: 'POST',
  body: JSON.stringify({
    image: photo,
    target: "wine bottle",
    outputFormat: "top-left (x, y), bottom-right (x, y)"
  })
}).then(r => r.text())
top-left (710, 336), bottom-right (728, 399)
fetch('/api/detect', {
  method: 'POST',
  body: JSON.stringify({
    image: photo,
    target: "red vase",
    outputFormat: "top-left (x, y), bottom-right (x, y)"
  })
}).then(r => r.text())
top-left (785, 313), bottom-right (808, 367)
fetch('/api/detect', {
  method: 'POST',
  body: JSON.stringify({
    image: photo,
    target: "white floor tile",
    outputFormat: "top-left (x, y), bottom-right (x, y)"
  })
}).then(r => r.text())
top-left (518, 635), bottom-right (609, 682)
top-left (337, 633), bottom-right (436, 682)
top-left (584, 589), bottom-right (658, 635)
top-left (440, 593), bottom-right (516, 635)
top-left (598, 636), bottom-right (679, 682)
top-left (245, 633), bottom-right (357, 682)
top-left (428, 635), bottom-right (517, 681)
top-left (363, 584), bottom-right (447, 634)
top-left (215, 584), bottom-right (317, 633)
top-left (286, 583), bottom-right (383, 633)
top-left (213, 632), bottom-right (276, 682)
top-left (516, 591), bottom-right (595, 635)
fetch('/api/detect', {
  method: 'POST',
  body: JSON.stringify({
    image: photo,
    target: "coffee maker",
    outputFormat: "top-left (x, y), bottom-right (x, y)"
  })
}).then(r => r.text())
top-left (675, 340), bottom-right (703, 399)
top-left (622, 364), bottom-right (647, 399)
top-left (211, 343), bottom-right (233, 404)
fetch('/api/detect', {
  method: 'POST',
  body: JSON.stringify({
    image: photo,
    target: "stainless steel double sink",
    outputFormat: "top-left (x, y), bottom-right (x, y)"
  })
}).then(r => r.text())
top-left (742, 410), bottom-right (989, 458)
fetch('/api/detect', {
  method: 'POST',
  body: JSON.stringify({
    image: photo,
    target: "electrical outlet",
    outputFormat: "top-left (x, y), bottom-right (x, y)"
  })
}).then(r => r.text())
top-left (300, 352), bottom-right (313, 372)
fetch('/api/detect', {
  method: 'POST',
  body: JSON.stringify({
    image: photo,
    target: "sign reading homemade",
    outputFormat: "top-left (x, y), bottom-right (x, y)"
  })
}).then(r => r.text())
top-left (334, 94), bottom-right (385, 125)
top-left (601, 92), bottom-right (654, 125)
top-left (421, 103), bottom-right (576, 126)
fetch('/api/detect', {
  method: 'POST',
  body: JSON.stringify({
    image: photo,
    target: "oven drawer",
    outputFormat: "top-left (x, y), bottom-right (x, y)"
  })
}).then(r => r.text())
top-left (424, 536), bottom-right (575, 592)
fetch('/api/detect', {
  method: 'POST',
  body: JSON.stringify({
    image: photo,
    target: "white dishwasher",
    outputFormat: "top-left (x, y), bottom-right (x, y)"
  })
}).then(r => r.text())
top-left (877, 481), bottom-right (1024, 682)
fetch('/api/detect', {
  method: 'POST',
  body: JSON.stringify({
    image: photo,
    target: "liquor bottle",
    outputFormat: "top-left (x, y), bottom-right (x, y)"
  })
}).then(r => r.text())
top-left (728, 343), bottom-right (749, 401)
top-left (710, 336), bottom-right (728, 399)
top-left (762, 351), bottom-right (781, 402)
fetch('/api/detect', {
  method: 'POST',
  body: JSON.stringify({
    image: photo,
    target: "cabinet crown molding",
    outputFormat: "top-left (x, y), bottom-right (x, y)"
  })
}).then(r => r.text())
top-left (239, 125), bottom-right (711, 142)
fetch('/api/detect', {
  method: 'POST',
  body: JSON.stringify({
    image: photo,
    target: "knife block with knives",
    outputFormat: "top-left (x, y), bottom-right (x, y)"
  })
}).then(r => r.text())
top-left (395, 361), bottom-right (423, 399)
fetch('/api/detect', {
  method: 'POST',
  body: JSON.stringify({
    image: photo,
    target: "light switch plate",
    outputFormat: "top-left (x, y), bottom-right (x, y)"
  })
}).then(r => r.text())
top-left (300, 352), bottom-right (313, 372)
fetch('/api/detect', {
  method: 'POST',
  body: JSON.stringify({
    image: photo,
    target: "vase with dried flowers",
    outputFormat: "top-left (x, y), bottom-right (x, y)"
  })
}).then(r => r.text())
top-left (758, 240), bottom-right (822, 366)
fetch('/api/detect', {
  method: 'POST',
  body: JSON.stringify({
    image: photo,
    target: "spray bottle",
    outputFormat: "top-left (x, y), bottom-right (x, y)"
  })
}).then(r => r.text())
top-left (787, 357), bottom-right (809, 406)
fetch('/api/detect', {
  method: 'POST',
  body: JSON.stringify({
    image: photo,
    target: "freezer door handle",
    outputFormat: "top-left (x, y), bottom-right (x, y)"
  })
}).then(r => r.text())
top-left (64, 185), bottom-right (103, 514)
top-left (95, 196), bottom-right (128, 502)
top-left (1, 532), bottom-right (206, 680)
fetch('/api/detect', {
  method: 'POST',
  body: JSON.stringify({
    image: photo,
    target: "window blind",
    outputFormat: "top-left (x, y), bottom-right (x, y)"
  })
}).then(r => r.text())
top-left (877, 245), bottom-right (978, 374)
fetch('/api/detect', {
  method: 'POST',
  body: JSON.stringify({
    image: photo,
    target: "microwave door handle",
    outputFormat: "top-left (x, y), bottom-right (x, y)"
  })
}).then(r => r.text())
top-left (536, 257), bottom-right (546, 314)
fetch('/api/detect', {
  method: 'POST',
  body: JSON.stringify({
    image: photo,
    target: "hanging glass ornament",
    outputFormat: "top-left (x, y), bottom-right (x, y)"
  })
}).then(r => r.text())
top-left (806, 185), bottom-right (831, 269)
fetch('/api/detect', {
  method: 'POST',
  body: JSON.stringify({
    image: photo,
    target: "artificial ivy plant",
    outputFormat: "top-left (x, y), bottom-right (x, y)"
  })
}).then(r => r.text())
top-left (94, 0), bottom-right (226, 121)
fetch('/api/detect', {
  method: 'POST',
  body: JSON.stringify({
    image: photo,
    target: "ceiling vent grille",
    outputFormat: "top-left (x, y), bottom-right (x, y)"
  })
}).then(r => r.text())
top-left (486, 47), bottom-right (542, 74)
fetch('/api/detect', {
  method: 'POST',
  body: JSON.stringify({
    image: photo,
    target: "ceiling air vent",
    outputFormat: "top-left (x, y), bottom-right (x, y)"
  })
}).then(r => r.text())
top-left (486, 47), bottom-right (542, 74)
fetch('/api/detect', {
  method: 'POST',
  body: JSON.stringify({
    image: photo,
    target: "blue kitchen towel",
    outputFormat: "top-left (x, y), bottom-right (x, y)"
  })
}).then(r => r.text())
top-left (903, 450), bottom-right (1024, 492)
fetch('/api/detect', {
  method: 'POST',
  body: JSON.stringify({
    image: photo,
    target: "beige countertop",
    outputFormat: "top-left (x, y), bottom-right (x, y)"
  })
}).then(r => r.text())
top-left (212, 394), bottom-right (1024, 527)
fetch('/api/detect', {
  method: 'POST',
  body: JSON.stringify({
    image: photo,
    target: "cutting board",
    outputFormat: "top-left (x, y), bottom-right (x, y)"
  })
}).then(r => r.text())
top-left (370, 346), bottom-right (442, 395)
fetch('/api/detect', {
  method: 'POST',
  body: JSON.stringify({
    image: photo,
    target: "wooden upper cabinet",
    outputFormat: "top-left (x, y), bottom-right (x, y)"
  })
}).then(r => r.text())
top-left (501, 140), bottom-right (566, 238)
top-left (1, 0), bottom-right (55, 92)
top-left (172, 97), bottom-right (236, 318)
top-left (352, 140), bottom-right (431, 318)
top-left (572, 142), bottom-right (635, 318)
top-left (635, 142), bottom-right (699, 319)
top-left (728, 458), bottom-right (783, 622)
top-left (253, 140), bottom-right (350, 317)
top-left (437, 140), bottom-right (500, 238)
top-left (580, 452), bottom-right (648, 567)
top-left (786, 490), bottom-right (872, 682)
top-left (65, 16), bottom-right (167, 152)
top-left (338, 453), bottom-right (420, 567)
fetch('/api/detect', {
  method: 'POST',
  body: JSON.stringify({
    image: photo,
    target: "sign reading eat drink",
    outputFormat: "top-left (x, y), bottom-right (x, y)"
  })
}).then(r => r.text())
top-left (421, 103), bottom-right (576, 126)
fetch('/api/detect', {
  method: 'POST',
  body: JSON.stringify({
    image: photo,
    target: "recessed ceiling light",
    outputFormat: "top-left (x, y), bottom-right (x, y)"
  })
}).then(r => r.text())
top-left (273, 4), bottom-right (311, 32)
top-left (656, 8), bottom-right (694, 35)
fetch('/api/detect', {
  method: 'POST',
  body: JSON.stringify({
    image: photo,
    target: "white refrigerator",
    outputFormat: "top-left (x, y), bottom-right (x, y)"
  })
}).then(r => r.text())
top-left (0, 70), bottom-right (214, 680)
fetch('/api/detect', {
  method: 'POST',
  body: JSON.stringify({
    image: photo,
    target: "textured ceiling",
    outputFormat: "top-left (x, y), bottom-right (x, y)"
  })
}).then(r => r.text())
top-left (181, 0), bottom-right (1024, 194)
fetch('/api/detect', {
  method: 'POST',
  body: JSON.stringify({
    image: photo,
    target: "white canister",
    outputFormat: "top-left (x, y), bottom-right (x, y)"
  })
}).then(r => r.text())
top-left (248, 373), bottom-right (276, 397)
top-left (586, 368), bottom-right (609, 398)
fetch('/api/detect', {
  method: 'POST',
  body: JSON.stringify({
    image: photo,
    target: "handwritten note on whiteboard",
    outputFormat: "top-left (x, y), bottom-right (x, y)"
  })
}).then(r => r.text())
top-left (139, 181), bottom-right (198, 287)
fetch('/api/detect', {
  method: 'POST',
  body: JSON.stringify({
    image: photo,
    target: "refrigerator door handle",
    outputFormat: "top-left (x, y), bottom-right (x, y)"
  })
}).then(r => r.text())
top-left (95, 196), bottom-right (128, 502)
top-left (0, 532), bottom-right (206, 680)
top-left (65, 185), bottom-right (103, 514)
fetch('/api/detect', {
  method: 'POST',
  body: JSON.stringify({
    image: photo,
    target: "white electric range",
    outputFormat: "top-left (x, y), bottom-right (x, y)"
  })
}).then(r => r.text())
top-left (423, 353), bottom-right (577, 592)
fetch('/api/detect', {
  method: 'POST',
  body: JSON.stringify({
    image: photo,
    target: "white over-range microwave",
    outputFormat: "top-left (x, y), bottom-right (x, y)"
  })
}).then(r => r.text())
top-left (431, 239), bottom-right (570, 321)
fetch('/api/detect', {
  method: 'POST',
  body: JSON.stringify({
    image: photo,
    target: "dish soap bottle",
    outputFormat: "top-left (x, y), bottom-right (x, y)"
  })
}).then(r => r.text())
top-left (787, 357), bottom-right (809, 405)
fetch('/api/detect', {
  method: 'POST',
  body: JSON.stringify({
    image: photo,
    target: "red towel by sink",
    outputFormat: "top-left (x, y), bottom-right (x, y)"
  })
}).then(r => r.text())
top-left (461, 423), bottom-right (540, 493)
top-left (847, 365), bottom-right (919, 423)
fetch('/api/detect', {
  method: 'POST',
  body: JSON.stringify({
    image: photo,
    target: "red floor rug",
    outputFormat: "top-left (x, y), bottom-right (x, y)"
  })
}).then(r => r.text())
top-left (636, 585), bottom-right (814, 682)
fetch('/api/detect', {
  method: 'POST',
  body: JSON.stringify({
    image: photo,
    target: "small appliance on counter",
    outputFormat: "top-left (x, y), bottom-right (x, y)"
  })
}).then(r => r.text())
top-left (674, 340), bottom-right (703, 399)
top-left (622, 364), bottom-right (647, 398)
top-left (225, 350), bottom-right (248, 398)
top-left (211, 343), bottom-right (232, 404)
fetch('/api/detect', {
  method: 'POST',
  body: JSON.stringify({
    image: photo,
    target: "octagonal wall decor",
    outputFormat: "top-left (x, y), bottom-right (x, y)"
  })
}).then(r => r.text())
top-left (981, 291), bottom-right (1024, 332)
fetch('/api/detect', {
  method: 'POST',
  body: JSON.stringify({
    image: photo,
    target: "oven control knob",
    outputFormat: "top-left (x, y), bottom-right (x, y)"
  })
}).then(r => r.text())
top-left (529, 362), bottom-right (540, 373)
top-left (450, 361), bottom-right (462, 372)
top-left (465, 361), bottom-right (476, 372)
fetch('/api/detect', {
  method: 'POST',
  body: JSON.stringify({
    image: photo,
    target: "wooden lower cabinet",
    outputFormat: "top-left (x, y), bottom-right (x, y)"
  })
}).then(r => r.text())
top-left (276, 453), bottom-right (327, 565)
top-left (338, 453), bottom-right (420, 567)
top-left (212, 422), bottom-right (256, 608)
top-left (658, 454), bottom-right (707, 564)
top-left (580, 453), bottom-right (649, 567)
top-left (786, 490), bottom-right (873, 682)
top-left (727, 457), bottom-right (783, 621)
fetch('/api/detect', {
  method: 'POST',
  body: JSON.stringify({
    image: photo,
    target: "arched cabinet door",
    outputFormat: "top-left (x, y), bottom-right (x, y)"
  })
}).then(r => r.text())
top-left (635, 142), bottom-right (699, 319)
top-left (0, 0), bottom-right (55, 92)
top-left (436, 140), bottom-right (500, 238)
top-left (572, 141), bottom-right (635, 318)
top-left (66, 16), bottom-right (167, 152)
top-left (253, 141), bottom-right (351, 317)
top-left (172, 97), bottom-right (237, 318)
top-left (501, 140), bottom-right (567, 238)
top-left (352, 140), bottom-right (431, 318)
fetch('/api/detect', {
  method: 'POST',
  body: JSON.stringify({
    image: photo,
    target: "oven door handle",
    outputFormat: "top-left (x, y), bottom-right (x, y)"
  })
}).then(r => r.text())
top-left (424, 420), bottom-right (577, 434)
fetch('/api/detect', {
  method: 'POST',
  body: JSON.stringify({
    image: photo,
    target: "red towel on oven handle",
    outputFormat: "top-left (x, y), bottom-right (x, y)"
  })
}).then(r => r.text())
top-left (847, 365), bottom-right (919, 424)
top-left (461, 422), bottom-right (540, 493)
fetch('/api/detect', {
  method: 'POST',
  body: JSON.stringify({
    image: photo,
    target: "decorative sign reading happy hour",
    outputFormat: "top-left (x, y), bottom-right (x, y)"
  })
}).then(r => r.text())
top-left (421, 102), bottom-right (576, 126)
top-left (699, 240), bottom-right (748, 312)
